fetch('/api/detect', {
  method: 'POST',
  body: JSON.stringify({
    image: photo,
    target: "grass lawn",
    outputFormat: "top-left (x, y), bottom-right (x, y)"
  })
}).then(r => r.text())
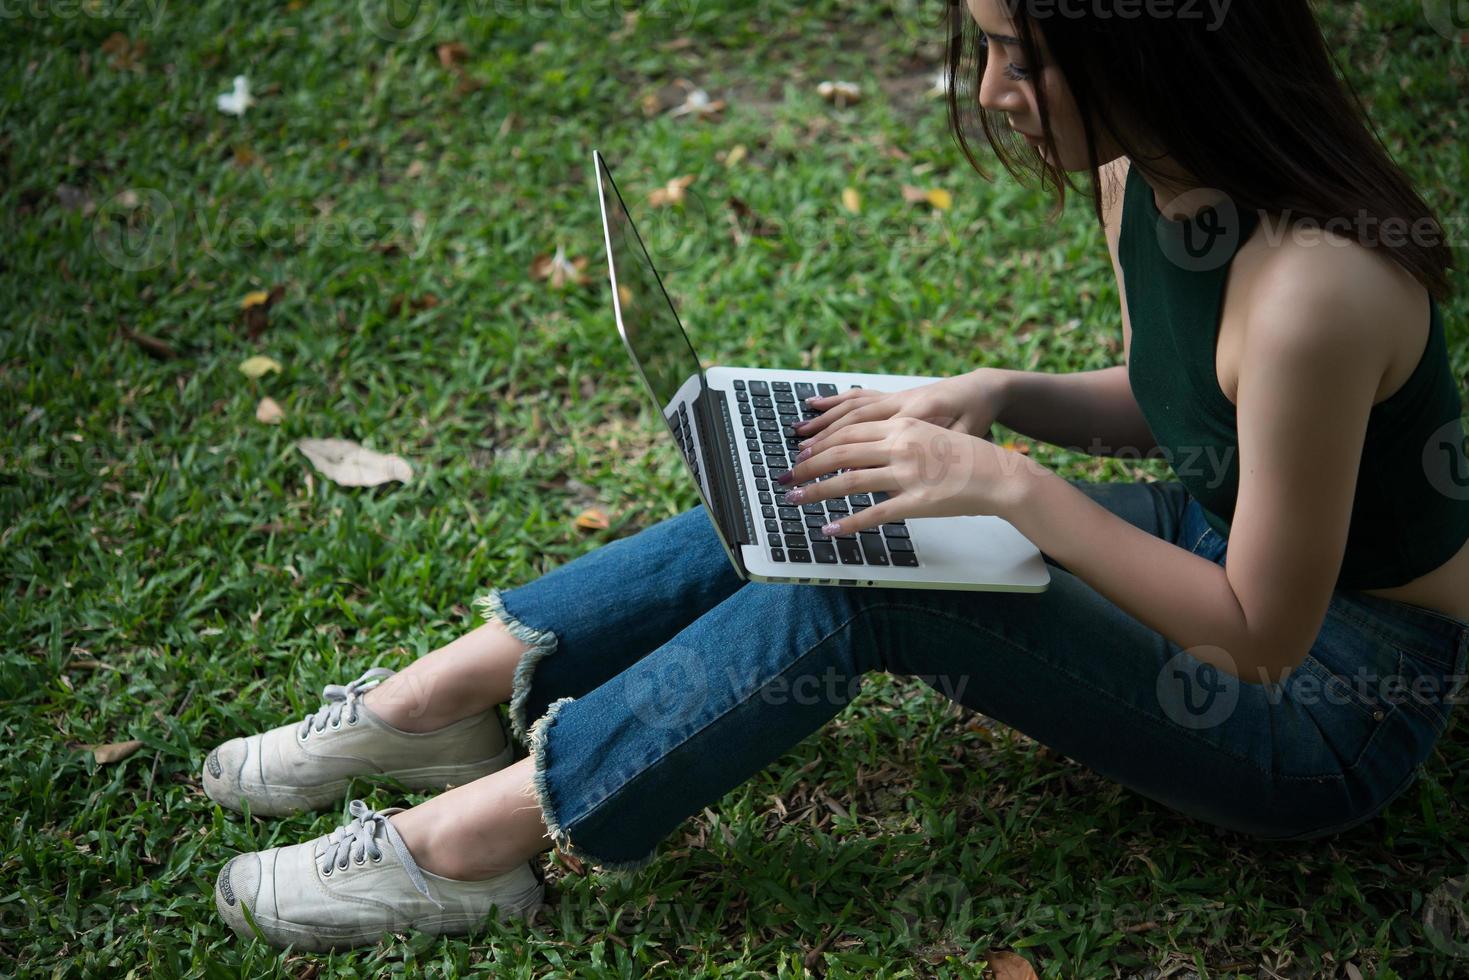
top-left (4, 0), bottom-right (1469, 976)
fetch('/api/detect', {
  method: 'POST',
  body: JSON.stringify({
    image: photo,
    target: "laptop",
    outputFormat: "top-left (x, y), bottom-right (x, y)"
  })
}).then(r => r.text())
top-left (594, 150), bottom-right (1050, 592)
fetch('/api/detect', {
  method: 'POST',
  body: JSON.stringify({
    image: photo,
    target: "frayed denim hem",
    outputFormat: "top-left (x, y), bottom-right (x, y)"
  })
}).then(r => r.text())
top-left (526, 696), bottom-right (660, 874)
top-left (473, 588), bottom-right (557, 747)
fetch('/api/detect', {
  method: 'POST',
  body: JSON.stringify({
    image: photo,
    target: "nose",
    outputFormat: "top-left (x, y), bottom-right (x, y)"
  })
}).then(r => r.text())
top-left (976, 56), bottom-right (1027, 115)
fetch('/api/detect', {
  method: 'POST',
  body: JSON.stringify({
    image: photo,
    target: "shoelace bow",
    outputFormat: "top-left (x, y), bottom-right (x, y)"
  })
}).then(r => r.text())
top-left (297, 667), bottom-right (395, 739)
top-left (318, 800), bottom-right (442, 908)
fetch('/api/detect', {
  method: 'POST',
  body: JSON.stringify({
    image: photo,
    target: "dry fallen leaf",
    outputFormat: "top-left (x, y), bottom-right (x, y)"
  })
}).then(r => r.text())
top-left (241, 290), bottom-right (271, 310)
top-left (985, 951), bottom-right (1039, 980)
top-left (901, 185), bottom-right (952, 211)
top-left (723, 144), bottom-right (747, 167)
top-left (256, 396), bottom-right (284, 425)
top-left (530, 245), bottom-right (589, 289)
top-left (437, 42), bottom-right (468, 68)
top-left (239, 355), bottom-right (282, 379)
top-left (239, 283), bottom-right (286, 339)
top-left (296, 438), bottom-right (413, 487)
top-left (648, 174), bottom-right (696, 207)
top-left (667, 87), bottom-right (725, 121)
top-left (816, 79), bottom-right (862, 107)
top-left (573, 507), bottom-right (610, 530)
top-left (91, 739), bottom-right (144, 764)
top-left (841, 187), bottom-right (861, 214)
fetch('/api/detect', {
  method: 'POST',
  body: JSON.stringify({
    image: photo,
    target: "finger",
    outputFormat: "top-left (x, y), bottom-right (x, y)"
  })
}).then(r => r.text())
top-left (778, 467), bottom-right (899, 508)
top-left (818, 498), bottom-right (904, 538)
top-left (803, 387), bottom-right (883, 413)
top-left (798, 400), bottom-right (892, 448)
top-left (791, 395), bottom-right (875, 439)
top-left (778, 441), bottom-right (890, 488)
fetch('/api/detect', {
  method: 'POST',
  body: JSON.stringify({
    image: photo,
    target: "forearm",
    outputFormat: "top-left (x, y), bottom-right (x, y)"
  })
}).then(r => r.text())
top-left (988, 365), bottom-right (1159, 458)
top-left (1001, 466), bottom-right (1287, 685)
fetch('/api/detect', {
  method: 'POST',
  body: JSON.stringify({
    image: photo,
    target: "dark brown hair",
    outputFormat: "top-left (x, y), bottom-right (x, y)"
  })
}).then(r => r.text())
top-left (944, 0), bottom-right (1453, 301)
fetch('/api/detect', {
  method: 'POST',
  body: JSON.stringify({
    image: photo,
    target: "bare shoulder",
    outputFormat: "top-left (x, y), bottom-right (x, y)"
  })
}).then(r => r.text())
top-left (1240, 217), bottom-right (1425, 368)
top-left (1099, 155), bottom-right (1131, 246)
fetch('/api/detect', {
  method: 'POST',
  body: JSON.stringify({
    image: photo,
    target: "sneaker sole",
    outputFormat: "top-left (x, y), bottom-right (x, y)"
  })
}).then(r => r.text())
top-left (202, 742), bottom-right (517, 817)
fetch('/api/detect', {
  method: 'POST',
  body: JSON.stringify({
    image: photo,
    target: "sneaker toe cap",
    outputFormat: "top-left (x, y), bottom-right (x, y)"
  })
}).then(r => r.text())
top-left (201, 738), bottom-right (250, 810)
top-left (215, 853), bottom-right (264, 936)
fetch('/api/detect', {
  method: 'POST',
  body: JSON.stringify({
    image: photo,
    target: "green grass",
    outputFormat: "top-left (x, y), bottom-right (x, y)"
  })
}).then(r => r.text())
top-left (3, 1), bottom-right (1468, 976)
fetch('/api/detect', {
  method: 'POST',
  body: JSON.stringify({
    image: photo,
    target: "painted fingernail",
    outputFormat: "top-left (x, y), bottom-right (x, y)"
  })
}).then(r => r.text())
top-left (795, 447), bottom-right (812, 462)
top-left (821, 522), bottom-right (842, 536)
top-left (776, 470), bottom-right (794, 485)
top-left (785, 488), bottom-right (805, 502)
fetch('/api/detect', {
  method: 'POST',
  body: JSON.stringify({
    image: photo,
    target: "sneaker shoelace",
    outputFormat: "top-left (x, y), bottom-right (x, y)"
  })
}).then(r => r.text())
top-left (298, 667), bottom-right (395, 739)
top-left (318, 799), bottom-right (442, 908)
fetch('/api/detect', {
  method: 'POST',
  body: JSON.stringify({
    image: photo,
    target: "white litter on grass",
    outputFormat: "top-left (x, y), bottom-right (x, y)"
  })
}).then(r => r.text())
top-left (217, 75), bottom-right (255, 116)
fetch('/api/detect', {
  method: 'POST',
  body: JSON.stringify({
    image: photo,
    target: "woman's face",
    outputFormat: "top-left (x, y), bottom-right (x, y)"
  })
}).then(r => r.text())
top-left (964, 0), bottom-right (1106, 172)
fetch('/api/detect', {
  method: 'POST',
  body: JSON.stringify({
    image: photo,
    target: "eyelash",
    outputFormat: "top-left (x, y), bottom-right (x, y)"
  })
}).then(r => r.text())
top-left (978, 35), bottom-right (1032, 82)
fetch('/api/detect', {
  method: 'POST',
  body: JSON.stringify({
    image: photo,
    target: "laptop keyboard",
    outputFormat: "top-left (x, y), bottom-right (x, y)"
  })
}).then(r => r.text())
top-left (733, 378), bottom-right (920, 568)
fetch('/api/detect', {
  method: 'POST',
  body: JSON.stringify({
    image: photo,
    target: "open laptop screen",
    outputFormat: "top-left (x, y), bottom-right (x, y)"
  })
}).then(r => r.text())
top-left (593, 152), bottom-right (706, 418)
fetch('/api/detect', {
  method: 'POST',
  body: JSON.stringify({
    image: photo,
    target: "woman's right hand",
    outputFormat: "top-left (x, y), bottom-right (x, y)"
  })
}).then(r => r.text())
top-left (793, 368), bottom-right (1009, 448)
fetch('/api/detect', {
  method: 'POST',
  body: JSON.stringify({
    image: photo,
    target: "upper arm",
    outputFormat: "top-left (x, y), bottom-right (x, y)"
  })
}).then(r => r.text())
top-left (1225, 248), bottom-right (1397, 680)
top-left (1098, 156), bottom-right (1133, 363)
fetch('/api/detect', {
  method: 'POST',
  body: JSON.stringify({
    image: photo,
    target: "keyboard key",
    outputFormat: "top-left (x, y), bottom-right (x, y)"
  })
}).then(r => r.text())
top-left (757, 419), bottom-right (778, 431)
top-left (795, 382), bottom-right (816, 400)
top-left (733, 379), bottom-right (746, 390)
top-left (789, 549), bottom-right (812, 563)
top-left (756, 478), bottom-right (769, 491)
top-left (754, 408), bottom-right (775, 421)
top-left (781, 520), bottom-right (804, 536)
top-left (807, 527), bottom-right (830, 542)
top-left (836, 538), bottom-right (864, 564)
top-left (860, 535), bottom-right (889, 566)
top-left (774, 390), bottom-right (795, 404)
top-left (761, 505), bottom-right (775, 519)
top-left (752, 465), bottom-right (766, 478)
top-left (891, 551), bottom-right (919, 567)
top-left (818, 383), bottom-right (838, 396)
top-left (827, 500), bottom-right (849, 514)
top-left (736, 389), bottom-right (749, 403)
top-left (759, 491), bottom-right (772, 504)
top-left (750, 381), bottom-right (769, 395)
top-left (812, 542), bottom-right (838, 563)
top-left (882, 525), bottom-right (909, 538)
top-left (771, 381), bottom-right (792, 391)
top-left (850, 494), bottom-right (871, 506)
top-left (779, 506), bottom-right (801, 521)
top-left (764, 519), bottom-right (780, 534)
top-left (744, 427), bottom-right (757, 440)
top-left (771, 548), bottom-right (786, 562)
top-left (802, 503), bottom-right (825, 515)
top-left (804, 515), bottom-right (827, 527)
top-left (785, 534), bottom-right (808, 550)
top-left (747, 439), bottom-right (761, 453)
top-left (887, 538), bottom-right (914, 552)
top-left (871, 490), bottom-right (889, 503)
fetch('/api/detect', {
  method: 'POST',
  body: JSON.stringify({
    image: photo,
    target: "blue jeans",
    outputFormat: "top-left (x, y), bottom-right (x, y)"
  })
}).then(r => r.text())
top-left (474, 480), bottom-right (1469, 871)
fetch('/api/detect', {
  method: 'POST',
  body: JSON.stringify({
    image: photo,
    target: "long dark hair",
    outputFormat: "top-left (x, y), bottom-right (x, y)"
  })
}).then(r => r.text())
top-left (944, 0), bottom-right (1453, 301)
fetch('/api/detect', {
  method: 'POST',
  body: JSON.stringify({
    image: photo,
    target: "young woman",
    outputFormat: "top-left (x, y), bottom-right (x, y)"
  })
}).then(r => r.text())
top-left (206, 0), bottom-right (1469, 951)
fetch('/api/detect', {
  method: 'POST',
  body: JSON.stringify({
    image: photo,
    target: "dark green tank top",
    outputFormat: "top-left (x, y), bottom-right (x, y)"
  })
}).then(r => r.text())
top-left (1118, 162), bottom-right (1469, 590)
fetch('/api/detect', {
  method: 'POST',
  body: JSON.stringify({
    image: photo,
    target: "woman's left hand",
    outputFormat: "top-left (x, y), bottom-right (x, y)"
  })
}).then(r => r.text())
top-left (775, 417), bottom-right (1042, 536)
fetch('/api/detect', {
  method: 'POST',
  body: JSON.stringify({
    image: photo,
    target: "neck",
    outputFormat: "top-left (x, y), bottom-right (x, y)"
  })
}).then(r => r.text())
top-left (1140, 159), bottom-right (1230, 221)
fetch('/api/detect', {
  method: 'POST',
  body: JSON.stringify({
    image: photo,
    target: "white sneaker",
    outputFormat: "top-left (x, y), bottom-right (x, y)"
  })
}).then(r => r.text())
top-left (202, 668), bottom-right (514, 817)
top-left (215, 800), bottom-right (544, 951)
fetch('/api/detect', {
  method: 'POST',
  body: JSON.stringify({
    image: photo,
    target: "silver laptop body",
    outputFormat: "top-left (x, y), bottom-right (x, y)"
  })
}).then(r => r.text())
top-left (594, 149), bottom-right (1049, 593)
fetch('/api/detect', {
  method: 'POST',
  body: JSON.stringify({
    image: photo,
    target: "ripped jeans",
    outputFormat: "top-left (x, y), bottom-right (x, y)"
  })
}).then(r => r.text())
top-left (475, 479), bottom-right (1469, 871)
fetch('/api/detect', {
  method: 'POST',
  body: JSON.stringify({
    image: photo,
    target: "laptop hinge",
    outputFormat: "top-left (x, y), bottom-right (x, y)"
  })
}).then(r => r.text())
top-left (696, 386), bottom-right (755, 546)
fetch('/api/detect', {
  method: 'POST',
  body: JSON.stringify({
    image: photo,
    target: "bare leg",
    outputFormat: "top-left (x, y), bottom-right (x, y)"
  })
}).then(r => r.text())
top-left (390, 758), bottom-right (552, 880)
top-left (363, 620), bottom-right (529, 733)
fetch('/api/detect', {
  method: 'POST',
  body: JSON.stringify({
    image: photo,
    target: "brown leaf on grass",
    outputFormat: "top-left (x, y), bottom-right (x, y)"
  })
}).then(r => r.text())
top-left (120, 324), bottom-right (178, 360)
top-left (100, 32), bottom-right (147, 72)
top-left (727, 197), bottom-right (780, 240)
top-left (573, 507), bottom-right (610, 531)
top-left (387, 293), bottom-right (441, 317)
top-left (436, 42), bottom-right (468, 68)
top-left (841, 187), bottom-right (861, 214)
top-left (530, 245), bottom-right (589, 289)
top-left (91, 739), bottom-right (144, 764)
top-left (239, 284), bottom-right (286, 339)
top-left (647, 174), bottom-right (696, 207)
top-left (817, 79), bottom-right (862, 107)
top-left (985, 950), bottom-right (1039, 980)
top-left (296, 438), bottom-right (413, 487)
